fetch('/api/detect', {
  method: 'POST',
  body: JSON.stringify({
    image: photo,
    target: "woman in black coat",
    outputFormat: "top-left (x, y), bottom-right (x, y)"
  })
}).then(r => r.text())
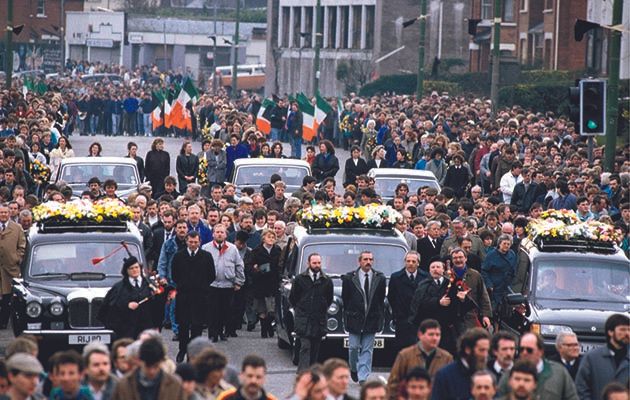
top-left (144, 138), bottom-right (170, 197)
top-left (99, 256), bottom-right (155, 340)
top-left (175, 141), bottom-right (199, 193)
top-left (311, 140), bottom-right (340, 183)
top-left (441, 154), bottom-right (472, 199)
top-left (343, 145), bottom-right (369, 187)
top-left (245, 229), bottom-right (282, 338)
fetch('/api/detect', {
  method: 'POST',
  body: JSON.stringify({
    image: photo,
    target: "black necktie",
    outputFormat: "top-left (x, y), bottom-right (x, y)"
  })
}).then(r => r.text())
top-left (435, 279), bottom-right (440, 286)
top-left (409, 273), bottom-right (415, 282)
top-left (134, 278), bottom-right (140, 289)
top-left (191, 251), bottom-right (195, 258)
top-left (313, 272), bottom-right (318, 281)
top-left (165, 231), bottom-right (171, 241)
top-left (430, 239), bottom-right (435, 248)
top-left (364, 273), bottom-right (370, 295)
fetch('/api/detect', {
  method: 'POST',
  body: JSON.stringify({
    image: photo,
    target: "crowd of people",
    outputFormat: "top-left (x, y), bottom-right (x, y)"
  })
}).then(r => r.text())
top-left (0, 61), bottom-right (627, 400)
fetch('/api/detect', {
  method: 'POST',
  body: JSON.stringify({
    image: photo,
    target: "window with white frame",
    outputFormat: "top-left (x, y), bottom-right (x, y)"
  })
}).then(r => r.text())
top-left (481, 0), bottom-right (493, 19)
top-left (37, 0), bottom-right (45, 16)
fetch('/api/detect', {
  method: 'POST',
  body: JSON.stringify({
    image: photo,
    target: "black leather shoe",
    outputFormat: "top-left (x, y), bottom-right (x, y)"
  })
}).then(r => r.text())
top-left (351, 371), bottom-right (358, 383)
top-left (247, 323), bottom-right (256, 332)
top-left (219, 334), bottom-right (228, 341)
top-left (211, 336), bottom-right (219, 343)
top-left (228, 331), bottom-right (238, 337)
top-left (172, 334), bottom-right (179, 342)
top-left (176, 351), bottom-right (185, 363)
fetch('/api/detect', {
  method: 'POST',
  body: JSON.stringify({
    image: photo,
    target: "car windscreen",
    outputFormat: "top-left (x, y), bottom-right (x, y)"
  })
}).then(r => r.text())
top-left (234, 166), bottom-right (308, 187)
top-left (373, 177), bottom-right (439, 197)
top-left (533, 258), bottom-right (630, 303)
top-left (299, 242), bottom-right (408, 277)
top-left (29, 241), bottom-right (142, 277)
top-left (61, 164), bottom-right (138, 186)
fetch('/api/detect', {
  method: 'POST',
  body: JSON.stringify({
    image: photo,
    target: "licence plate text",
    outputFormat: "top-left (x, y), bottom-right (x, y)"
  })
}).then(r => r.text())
top-left (343, 338), bottom-right (385, 349)
top-left (69, 334), bottom-right (111, 345)
top-left (579, 342), bottom-right (599, 354)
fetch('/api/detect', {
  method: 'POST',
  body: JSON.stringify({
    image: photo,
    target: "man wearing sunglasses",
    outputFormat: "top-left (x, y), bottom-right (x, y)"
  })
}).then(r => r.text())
top-left (341, 251), bottom-right (386, 385)
top-left (497, 332), bottom-right (577, 400)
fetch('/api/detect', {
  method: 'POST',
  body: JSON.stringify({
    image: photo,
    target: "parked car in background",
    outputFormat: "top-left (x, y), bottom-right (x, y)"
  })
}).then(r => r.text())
top-left (367, 168), bottom-right (440, 202)
top-left (230, 158), bottom-right (311, 197)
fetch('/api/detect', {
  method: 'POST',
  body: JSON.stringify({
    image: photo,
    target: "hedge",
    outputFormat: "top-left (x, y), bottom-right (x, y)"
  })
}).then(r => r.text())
top-left (498, 83), bottom-right (572, 114)
top-left (358, 75), bottom-right (460, 97)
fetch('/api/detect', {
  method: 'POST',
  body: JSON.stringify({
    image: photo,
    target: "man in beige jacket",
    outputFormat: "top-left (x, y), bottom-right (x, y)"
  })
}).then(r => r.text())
top-left (0, 202), bottom-right (26, 328)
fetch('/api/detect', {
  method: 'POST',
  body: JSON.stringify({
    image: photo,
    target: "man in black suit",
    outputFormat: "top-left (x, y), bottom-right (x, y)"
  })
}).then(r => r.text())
top-left (343, 145), bottom-right (369, 187)
top-left (147, 210), bottom-right (176, 271)
top-left (550, 331), bottom-right (582, 380)
top-left (341, 250), bottom-right (386, 384)
top-left (289, 253), bottom-right (334, 372)
top-left (322, 358), bottom-right (356, 400)
top-left (130, 204), bottom-right (153, 257)
top-left (388, 251), bottom-right (427, 350)
top-left (487, 331), bottom-right (516, 383)
top-left (510, 167), bottom-right (538, 214)
top-left (416, 220), bottom-right (443, 272)
top-left (171, 231), bottom-right (216, 362)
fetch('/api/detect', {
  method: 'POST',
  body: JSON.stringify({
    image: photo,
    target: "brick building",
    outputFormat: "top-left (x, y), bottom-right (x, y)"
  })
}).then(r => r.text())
top-left (265, 0), bottom-right (471, 97)
top-left (469, 0), bottom-right (629, 79)
top-left (0, 0), bottom-right (84, 72)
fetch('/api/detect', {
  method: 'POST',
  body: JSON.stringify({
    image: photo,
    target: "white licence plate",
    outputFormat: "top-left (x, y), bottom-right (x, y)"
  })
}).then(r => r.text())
top-left (579, 342), bottom-right (599, 354)
top-left (343, 338), bottom-right (385, 349)
top-left (68, 334), bottom-right (111, 345)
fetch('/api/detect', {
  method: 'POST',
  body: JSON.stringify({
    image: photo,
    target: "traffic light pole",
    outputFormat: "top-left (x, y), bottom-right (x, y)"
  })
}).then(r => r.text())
top-left (490, 0), bottom-right (501, 115)
top-left (604, 0), bottom-right (622, 172)
top-left (416, 0), bottom-right (427, 100)
top-left (4, 0), bottom-right (14, 90)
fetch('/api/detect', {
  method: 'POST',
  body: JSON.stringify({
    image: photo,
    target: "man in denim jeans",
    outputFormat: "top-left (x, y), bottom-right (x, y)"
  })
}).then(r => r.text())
top-left (341, 251), bottom-right (387, 385)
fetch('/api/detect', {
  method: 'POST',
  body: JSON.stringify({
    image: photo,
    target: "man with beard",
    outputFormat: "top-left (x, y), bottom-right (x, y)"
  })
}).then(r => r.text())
top-left (431, 327), bottom-right (491, 400)
top-left (289, 253), bottom-right (333, 372)
top-left (497, 360), bottom-right (538, 400)
top-left (498, 333), bottom-right (577, 400)
top-left (228, 214), bottom-right (261, 249)
top-left (576, 314), bottom-right (629, 400)
top-left (216, 355), bottom-right (276, 400)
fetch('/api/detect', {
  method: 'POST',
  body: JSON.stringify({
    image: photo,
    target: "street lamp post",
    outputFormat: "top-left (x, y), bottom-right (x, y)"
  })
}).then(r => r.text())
top-left (490, 0), bottom-right (501, 115)
top-left (231, 0), bottom-right (240, 98)
top-left (4, 0), bottom-right (14, 89)
top-left (415, 0), bottom-right (427, 99)
top-left (312, 0), bottom-right (321, 96)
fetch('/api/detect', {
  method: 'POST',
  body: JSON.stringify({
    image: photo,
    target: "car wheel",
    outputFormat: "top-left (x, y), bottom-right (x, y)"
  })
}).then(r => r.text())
top-left (291, 338), bottom-right (300, 366)
top-left (277, 335), bottom-right (291, 349)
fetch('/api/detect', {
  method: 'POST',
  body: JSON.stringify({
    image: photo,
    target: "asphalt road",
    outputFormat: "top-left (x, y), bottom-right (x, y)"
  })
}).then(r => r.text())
top-left (0, 134), bottom-right (391, 397)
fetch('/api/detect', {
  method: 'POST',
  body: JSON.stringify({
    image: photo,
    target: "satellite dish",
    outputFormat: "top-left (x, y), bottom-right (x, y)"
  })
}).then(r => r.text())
top-left (12, 52), bottom-right (20, 72)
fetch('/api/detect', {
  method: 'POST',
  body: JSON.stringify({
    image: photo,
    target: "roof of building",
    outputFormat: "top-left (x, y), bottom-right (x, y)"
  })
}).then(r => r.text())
top-left (127, 17), bottom-right (266, 38)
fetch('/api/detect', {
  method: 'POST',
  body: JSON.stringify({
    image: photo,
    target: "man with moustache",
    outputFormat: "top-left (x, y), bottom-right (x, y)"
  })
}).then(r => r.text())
top-left (388, 251), bottom-right (427, 350)
top-left (487, 332), bottom-right (517, 383)
top-left (431, 328), bottom-right (492, 400)
top-left (497, 360), bottom-right (539, 400)
top-left (470, 371), bottom-right (497, 400)
top-left (408, 257), bottom-right (457, 354)
top-left (289, 253), bottom-right (334, 372)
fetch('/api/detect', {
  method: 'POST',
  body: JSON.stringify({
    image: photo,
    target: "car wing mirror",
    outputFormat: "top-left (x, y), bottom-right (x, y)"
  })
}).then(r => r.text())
top-left (506, 293), bottom-right (527, 305)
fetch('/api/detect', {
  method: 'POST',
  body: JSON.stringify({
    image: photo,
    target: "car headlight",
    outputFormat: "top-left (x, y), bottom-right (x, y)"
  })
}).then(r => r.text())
top-left (534, 324), bottom-right (574, 336)
top-left (26, 302), bottom-right (42, 318)
top-left (328, 303), bottom-right (339, 315)
top-left (50, 302), bottom-right (64, 316)
top-left (327, 318), bottom-right (339, 331)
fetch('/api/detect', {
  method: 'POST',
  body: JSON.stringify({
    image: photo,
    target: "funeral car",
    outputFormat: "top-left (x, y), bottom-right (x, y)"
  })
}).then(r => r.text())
top-left (500, 236), bottom-right (629, 354)
top-left (12, 218), bottom-right (145, 352)
top-left (367, 168), bottom-right (440, 202)
top-left (276, 223), bottom-right (409, 363)
top-left (51, 157), bottom-right (141, 200)
top-left (230, 158), bottom-right (312, 197)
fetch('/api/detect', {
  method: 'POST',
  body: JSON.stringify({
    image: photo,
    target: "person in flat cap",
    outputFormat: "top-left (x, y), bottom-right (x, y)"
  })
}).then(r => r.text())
top-left (98, 255), bottom-right (155, 340)
top-left (4, 353), bottom-right (43, 400)
top-left (408, 255), bottom-right (458, 354)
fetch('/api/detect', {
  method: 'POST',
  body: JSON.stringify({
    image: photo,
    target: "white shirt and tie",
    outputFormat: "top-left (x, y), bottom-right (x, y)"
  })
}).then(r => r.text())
top-left (188, 248), bottom-right (197, 258)
top-left (128, 277), bottom-right (141, 288)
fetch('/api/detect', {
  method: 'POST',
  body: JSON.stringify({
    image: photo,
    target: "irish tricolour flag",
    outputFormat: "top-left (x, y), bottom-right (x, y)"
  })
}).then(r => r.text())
top-left (297, 93), bottom-right (316, 141)
top-left (256, 98), bottom-right (276, 134)
top-left (314, 93), bottom-right (332, 131)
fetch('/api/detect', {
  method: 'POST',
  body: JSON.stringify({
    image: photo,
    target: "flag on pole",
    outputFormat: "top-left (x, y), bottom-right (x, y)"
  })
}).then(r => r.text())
top-left (337, 98), bottom-right (344, 129)
top-left (151, 91), bottom-right (164, 128)
top-left (170, 78), bottom-right (198, 130)
top-left (164, 98), bottom-right (172, 129)
top-left (296, 93), bottom-right (316, 141)
top-left (314, 93), bottom-right (332, 131)
top-left (256, 98), bottom-right (276, 134)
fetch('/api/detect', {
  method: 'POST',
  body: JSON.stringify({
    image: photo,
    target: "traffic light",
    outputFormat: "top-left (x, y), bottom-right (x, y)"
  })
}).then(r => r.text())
top-left (568, 84), bottom-right (580, 128)
top-left (580, 79), bottom-right (606, 136)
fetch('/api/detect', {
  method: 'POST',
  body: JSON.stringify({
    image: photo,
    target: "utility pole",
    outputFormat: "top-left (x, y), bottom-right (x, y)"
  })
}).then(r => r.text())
top-left (604, 0), bottom-right (622, 172)
top-left (416, 0), bottom-right (427, 99)
top-left (4, 0), bottom-right (14, 89)
top-left (312, 0), bottom-right (321, 96)
top-left (231, 0), bottom-right (240, 98)
top-left (490, 0), bottom-right (501, 115)
top-left (61, 0), bottom-right (65, 73)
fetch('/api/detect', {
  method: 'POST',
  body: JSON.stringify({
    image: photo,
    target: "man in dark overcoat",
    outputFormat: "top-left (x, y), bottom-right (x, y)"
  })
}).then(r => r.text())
top-left (172, 231), bottom-right (216, 362)
top-left (289, 252), bottom-right (334, 372)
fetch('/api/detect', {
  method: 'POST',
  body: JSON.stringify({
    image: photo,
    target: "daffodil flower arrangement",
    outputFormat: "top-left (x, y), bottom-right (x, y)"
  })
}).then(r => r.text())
top-left (527, 209), bottom-right (620, 243)
top-left (298, 204), bottom-right (402, 229)
top-left (33, 199), bottom-right (133, 224)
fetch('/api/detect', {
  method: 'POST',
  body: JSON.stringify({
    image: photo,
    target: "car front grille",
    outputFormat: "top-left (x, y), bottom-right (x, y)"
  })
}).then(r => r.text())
top-left (68, 298), bottom-right (105, 329)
